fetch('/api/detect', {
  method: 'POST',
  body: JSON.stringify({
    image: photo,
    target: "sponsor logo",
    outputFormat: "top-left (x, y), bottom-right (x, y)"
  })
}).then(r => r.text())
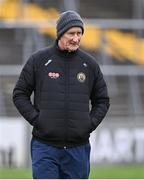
top-left (48, 72), bottom-right (60, 79)
top-left (77, 72), bottom-right (86, 83)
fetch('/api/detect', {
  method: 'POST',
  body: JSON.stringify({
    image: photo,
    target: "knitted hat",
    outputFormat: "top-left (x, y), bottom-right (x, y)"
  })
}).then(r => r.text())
top-left (56, 10), bottom-right (84, 39)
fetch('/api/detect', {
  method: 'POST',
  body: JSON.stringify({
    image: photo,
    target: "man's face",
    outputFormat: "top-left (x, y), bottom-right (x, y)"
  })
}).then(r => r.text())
top-left (58, 27), bottom-right (83, 52)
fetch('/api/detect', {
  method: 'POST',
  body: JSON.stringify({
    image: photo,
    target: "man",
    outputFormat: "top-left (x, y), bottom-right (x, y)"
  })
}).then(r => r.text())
top-left (13, 11), bottom-right (110, 179)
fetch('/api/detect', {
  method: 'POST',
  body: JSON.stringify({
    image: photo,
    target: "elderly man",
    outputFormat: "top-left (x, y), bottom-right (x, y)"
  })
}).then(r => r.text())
top-left (13, 10), bottom-right (110, 179)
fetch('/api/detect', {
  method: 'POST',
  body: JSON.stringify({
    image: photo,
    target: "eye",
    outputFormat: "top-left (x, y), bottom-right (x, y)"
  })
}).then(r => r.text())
top-left (77, 32), bottom-right (82, 36)
top-left (66, 31), bottom-right (82, 36)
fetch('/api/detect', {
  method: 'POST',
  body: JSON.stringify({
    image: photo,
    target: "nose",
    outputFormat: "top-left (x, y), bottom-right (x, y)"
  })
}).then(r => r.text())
top-left (72, 34), bottom-right (79, 42)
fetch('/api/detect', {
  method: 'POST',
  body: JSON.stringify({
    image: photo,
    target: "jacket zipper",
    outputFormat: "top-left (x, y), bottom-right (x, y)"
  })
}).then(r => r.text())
top-left (64, 60), bottom-right (69, 147)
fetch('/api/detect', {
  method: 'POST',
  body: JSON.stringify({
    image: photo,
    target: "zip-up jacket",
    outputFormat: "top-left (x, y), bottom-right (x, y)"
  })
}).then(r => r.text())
top-left (13, 42), bottom-right (110, 147)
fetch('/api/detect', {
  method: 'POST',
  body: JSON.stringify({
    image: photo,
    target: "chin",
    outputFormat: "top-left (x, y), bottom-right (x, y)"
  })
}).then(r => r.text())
top-left (68, 49), bottom-right (77, 52)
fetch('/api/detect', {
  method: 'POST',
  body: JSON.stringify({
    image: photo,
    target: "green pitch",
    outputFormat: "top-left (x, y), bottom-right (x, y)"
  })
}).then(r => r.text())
top-left (0, 165), bottom-right (144, 179)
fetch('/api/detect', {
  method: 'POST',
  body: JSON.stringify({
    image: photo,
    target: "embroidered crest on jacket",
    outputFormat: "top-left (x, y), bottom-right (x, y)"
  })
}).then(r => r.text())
top-left (77, 72), bottom-right (86, 83)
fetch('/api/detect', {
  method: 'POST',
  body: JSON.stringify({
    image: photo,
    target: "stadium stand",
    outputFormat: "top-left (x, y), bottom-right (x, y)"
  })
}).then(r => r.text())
top-left (0, 0), bottom-right (144, 64)
top-left (79, 0), bottom-right (133, 19)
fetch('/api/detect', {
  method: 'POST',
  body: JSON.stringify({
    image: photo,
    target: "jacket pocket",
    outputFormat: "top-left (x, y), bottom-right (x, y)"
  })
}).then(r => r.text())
top-left (34, 109), bottom-right (65, 139)
top-left (90, 117), bottom-right (98, 131)
top-left (32, 113), bottom-right (39, 127)
top-left (68, 113), bottom-right (92, 140)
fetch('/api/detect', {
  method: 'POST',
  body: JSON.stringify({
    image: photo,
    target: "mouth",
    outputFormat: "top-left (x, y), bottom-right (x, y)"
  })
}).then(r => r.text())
top-left (67, 44), bottom-right (79, 52)
top-left (70, 43), bottom-right (79, 46)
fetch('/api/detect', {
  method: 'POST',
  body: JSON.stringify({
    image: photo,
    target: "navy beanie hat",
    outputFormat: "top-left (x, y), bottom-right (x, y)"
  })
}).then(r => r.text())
top-left (56, 10), bottom-right (84, 39)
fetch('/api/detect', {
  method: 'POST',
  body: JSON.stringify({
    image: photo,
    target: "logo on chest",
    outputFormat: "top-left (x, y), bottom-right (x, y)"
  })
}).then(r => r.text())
top-left (48, 72), bottom-right (60, 79)
top-left (77, 72), bottom-right (86, 83)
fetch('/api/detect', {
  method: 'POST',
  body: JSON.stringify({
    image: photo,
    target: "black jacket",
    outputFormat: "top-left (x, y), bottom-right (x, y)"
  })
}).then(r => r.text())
top-left (13, 42), bottom-right (110, 147)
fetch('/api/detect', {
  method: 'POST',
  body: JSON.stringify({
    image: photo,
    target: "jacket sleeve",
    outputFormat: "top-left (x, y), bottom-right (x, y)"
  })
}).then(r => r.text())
top-left (90, 64), bottom-right (110, 130)
top-left (13, 55), bottom-right (39, 125)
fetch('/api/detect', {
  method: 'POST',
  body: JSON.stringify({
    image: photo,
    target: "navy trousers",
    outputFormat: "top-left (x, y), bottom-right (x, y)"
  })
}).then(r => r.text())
top-left (31, 139), bottom-right (91, 179)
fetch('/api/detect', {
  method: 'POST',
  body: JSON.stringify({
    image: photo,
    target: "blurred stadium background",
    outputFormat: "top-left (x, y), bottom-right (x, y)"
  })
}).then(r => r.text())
top-left (0, 0), bottom-right (144, 178)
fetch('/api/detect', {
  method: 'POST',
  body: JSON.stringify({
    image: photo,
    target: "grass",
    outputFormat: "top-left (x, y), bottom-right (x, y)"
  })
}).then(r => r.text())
top-left (0, 165), bottom-right (144, 179)
top-left (89, 164), bottom-right (144, 179)
top-left (0, 168), bottom-right (31, 179)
